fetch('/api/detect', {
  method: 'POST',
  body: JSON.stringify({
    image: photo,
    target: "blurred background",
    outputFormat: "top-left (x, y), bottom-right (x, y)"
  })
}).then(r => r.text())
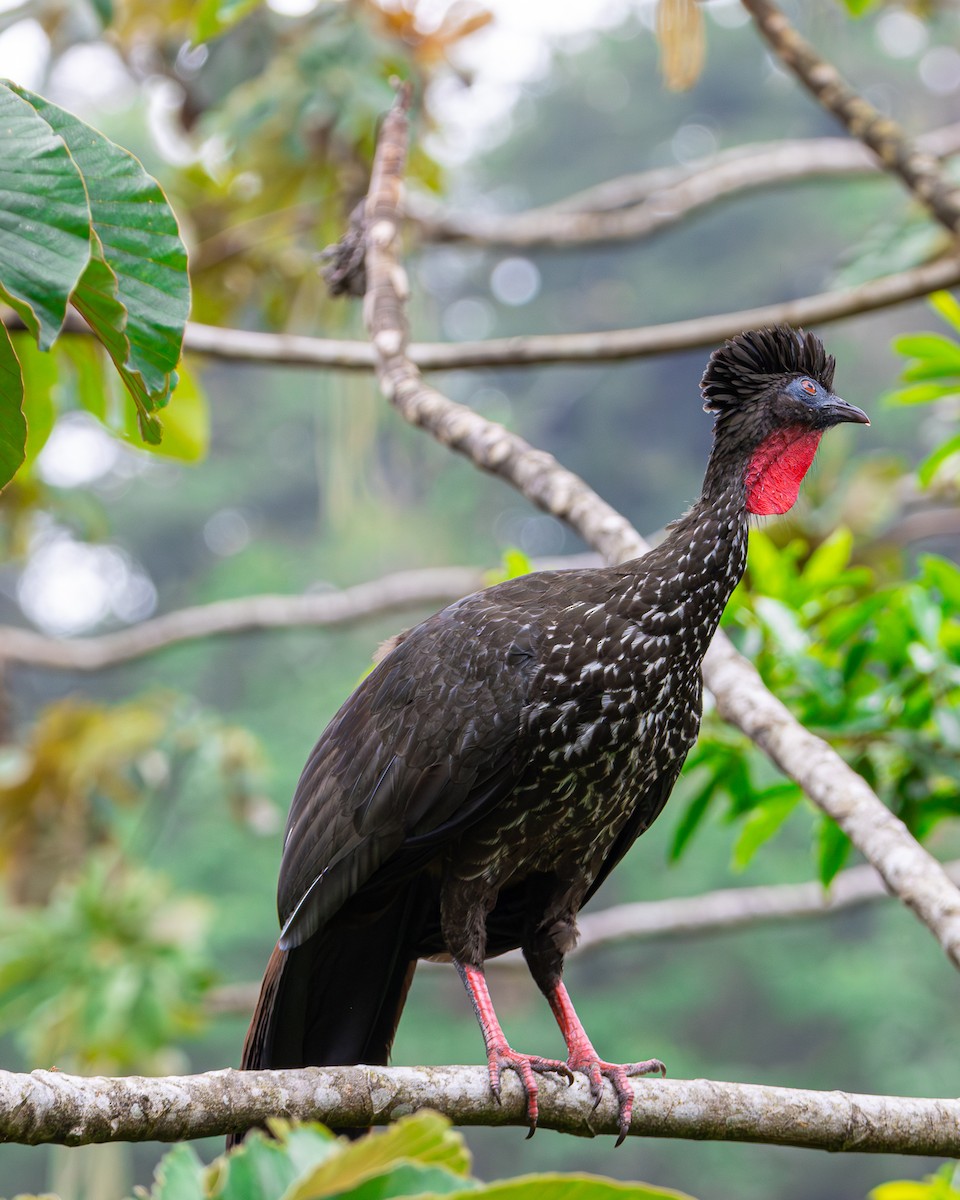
top-left (1, 0), bottom-right (959, 1197)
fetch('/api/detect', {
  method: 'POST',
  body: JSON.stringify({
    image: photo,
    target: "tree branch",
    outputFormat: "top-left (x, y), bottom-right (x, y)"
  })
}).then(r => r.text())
top-left (178, 252), bottom-right (960, 372)
top-left (0, 557), bottom-right (606, 671)
top-left (4, 1065), bottom-right (960, 1154)
top-left (408, 124), bottom-right (960, 248)
top-left (742, 0), bottom-right (960, 234)
top-left (207, 858), bottom-right (960, 1017)
top-left (0, 566), bottom-right (487, 671)
top-left (354, 87), bottom-right (960, 974)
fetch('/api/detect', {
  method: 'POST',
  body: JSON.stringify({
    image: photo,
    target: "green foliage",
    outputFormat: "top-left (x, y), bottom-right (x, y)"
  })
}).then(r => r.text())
top-left (872, 1164), bottom-right (960, 1200)
top-left (0, 79), bottom-right (191, 481)
top-left (837, 0), bottom-right (880, 14)
top-left (193, 0), bottom-right (262, 41)
top-left (0, 853), bottom-right (213, 1071)
top-left (673, 530), bottom-right (960, 880)
top-left (0, 692), bottom-right (268, 906)
top-left (485, 546), bottom-right (535, 585)
top-left (130, 1113), bottom-right (696, 1200)
top-left (887, 291), bottom-right (960, 488)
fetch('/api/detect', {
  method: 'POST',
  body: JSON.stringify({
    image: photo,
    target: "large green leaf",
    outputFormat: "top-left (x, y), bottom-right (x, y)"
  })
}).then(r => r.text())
top-left (4, 82), bottom-right (190, 444)
top-left (0, 324), bottom-right (26, 486)
top-left (10, 332), bottom-right (55, 468)
top-left (285, 1112), bottom-right (471, 1200)
top-left (0, 82), bottom-right (92, 349)
top-left (150, 1142), bottom-right (206, 1200)
top-left (433, 1176), bottom-right (697, 1200)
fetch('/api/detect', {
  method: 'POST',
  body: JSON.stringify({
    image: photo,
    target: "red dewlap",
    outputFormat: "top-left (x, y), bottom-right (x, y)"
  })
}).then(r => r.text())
top-left (745, 427), bottom-right (823, 516)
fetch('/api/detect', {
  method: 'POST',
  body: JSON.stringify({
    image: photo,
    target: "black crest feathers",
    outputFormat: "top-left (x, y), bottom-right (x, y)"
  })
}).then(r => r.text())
top-left (700, 326), bottom-right (835, 416)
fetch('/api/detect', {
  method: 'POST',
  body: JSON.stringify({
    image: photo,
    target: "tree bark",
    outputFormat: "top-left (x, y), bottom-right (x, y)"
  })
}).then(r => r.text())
top-left (4, 1065), bottom-right (960, 1154)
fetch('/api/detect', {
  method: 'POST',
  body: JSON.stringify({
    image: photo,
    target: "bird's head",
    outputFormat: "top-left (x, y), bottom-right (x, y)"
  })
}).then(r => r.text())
top-left (700, 326), bottom-right (869, 516)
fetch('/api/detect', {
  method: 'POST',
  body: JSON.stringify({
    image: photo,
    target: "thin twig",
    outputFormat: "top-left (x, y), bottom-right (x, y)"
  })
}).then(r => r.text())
top-left (408, 124), bottom-right (960, 248)
top-left (4, 1065), bottom-right (960, 1153)
top-left (742, 0), bottom-right (960, 235)
top-left (357, 88), bottom-right (960, 974)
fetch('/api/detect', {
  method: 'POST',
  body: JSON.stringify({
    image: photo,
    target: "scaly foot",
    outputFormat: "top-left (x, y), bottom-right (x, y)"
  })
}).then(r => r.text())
top-left (486, 1046), bottom-right (575, 1137)
top-left (567, 1052), bottom-right (666, 1146)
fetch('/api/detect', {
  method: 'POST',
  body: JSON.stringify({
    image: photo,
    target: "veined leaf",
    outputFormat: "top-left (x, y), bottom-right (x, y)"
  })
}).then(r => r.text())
top-left (6, 82), bottom-right (190, 441)
top-left (19, 84), bottom-right (190, 394)
top-left (0, 82), bottom-right (91, 348)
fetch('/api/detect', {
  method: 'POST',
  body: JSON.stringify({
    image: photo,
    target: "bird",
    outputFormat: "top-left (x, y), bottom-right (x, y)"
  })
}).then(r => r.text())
top-left (237, 326), bottom-right (869, 1145)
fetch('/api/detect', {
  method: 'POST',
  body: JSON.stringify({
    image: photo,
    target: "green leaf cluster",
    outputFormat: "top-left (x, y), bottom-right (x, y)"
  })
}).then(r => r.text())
top-left (0, 853), bottom-right (213, 1072)
top-left (674, 529), bottom-right (960, 881)
top-left (872, 1165), bottom-right (960, 1200)
top-left (0, 80), bottom-right (191, 486)
top-left (887, 291), bottom-right (960, 487)
top-left (128, 1112), bottom-right (695, 1200)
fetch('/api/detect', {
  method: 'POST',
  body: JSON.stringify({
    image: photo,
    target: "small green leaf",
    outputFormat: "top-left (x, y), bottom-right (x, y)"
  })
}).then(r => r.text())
top-left (731, 789), bottom-right (800, 872)
top-left (670, 775), bottom-right (716, 861)
top-left (0, 82), bottom-right (91, 348)
top-left (885, 382), bottom-right (958, 407)
top-left (0, 323), bottom-right (26, 486)
top-left (194, 0), bottom-right (262, 41)
top-left (929, 290), bottom-right (960, 335)
top-left (918, 433), bottom-right (960, 487)
top-left (802, 527), bottom-right (853, 588)
top-left (892, 333), bottom-right (960, 371)
top-left (816, 814), bottom-right (852, 886)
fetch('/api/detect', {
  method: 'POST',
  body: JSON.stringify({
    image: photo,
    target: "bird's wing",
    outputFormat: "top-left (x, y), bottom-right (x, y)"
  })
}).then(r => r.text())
top-left (276, 588), bottom-right (547, 950)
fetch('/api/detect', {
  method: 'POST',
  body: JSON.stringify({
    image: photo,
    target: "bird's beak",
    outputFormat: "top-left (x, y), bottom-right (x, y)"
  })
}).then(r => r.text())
top-left (821, 394), bottom-right (870, 427)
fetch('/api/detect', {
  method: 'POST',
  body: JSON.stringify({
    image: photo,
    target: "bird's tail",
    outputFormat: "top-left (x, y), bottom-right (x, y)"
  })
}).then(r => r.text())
top-left (229, 887), bottom-right (422, 1147)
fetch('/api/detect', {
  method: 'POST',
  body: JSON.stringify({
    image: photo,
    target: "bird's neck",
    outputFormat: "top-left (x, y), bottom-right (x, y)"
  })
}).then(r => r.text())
top-left (617, 459), bottom-right (752, 662)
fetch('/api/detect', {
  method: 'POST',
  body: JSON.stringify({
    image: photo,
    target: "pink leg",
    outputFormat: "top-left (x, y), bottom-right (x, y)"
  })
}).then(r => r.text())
top-left (457, 962), bottom-right (574, 1136)
top-left (546, 980), bottom-right (665, 1146)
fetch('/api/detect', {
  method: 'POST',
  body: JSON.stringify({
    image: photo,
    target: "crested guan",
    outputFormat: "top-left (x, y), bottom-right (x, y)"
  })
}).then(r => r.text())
top-left (238, 327), bottom-right (869, 1144)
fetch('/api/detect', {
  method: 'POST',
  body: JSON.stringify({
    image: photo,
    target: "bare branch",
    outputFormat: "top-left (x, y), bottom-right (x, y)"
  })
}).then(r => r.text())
top-left (356, 87), bottom-right (960, 974)
top-left (560, 857), bottom-right (960, 956)
top-left (408, 124), bottom-right (960, 248)
top-left (179, 253), bottom-right (960, 372)
top-left (742, 0), bottom-right (960, 234)
top-left (0, 557), bottom-right (604, 672)
top-left (4, 1065), bottom-right (960, 1154)
top-left (207, 858), bottom-right (960, 1017)
top-left (509, 123), bottom-right (960, 215)
top-left (0, 566), bottom-right (486, 671)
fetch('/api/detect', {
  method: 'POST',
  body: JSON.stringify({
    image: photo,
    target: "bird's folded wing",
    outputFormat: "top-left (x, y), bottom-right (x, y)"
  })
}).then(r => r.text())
top-left (276, 602), bottom-right (536, 949)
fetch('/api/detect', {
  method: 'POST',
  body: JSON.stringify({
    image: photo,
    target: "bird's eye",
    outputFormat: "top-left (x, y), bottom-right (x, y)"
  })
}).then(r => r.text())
top-left (800, 379), bottom-right (817, 395)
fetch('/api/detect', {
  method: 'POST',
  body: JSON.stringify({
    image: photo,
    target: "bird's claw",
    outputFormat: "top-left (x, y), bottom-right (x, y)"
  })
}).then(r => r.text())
top-left (486, 1047), bottom-right (575, 1137)
top-left (568, 1055), bottom-right (666, 1147)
